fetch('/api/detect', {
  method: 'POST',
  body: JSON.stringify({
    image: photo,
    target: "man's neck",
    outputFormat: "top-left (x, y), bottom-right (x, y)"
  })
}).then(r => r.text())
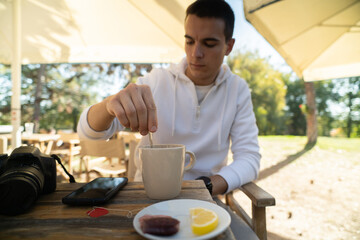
top-left (185, 67), bottom-right (219, 86)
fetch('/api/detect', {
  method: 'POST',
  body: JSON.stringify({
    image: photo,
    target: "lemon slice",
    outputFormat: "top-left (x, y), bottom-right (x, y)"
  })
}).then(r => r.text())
top-left (190, 207), bottom-right (219, 235)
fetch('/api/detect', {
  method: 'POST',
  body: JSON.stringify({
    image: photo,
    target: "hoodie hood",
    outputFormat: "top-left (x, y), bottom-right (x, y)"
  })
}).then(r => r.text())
top-left (168, 57), bottom-right (232, 86)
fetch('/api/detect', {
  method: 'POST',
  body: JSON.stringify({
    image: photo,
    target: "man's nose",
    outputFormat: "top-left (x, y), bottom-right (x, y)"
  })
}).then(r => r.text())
top-left (193, 43), bottom-right (204, 58)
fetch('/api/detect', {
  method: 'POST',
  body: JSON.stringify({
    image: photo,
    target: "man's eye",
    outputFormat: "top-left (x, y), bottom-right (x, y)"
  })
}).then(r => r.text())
top-left (205, 42), bottom-right (216, 48)
top-left (186, 41), bottom-right (194, 45)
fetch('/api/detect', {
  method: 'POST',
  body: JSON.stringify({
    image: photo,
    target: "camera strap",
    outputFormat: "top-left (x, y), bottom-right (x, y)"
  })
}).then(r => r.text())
top-left (51, 154), bottom-right (76, 183)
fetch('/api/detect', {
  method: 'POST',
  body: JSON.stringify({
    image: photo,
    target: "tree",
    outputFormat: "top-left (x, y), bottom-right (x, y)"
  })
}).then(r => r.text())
top-left (304, 81), bottom-right (317, 146)
top-left (313, 80), bottom-right (339, 136)
top-left (21, 63), bottom-right (100, 132)
top-left (283, 78), bottom-right (306, 135)
top-left (0, 64), bottom-right (11, 124)
top-left (332, 77), bottom-right (360, 138)
top-left (0, 63), bottom-right (153, 132)
top-left (227, 50), bottom-right (288, 135)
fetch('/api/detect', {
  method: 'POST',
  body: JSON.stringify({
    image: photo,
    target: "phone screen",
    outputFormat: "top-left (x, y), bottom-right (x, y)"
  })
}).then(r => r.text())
top-left (62, 177), bottom-right (128, 205)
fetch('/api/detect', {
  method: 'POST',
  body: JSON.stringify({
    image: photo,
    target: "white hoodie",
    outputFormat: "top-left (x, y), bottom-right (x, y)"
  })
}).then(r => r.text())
top-left (77, 58), bottom-right (261, 193)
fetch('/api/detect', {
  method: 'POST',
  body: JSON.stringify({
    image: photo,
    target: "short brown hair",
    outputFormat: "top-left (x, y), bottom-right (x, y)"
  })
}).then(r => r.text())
top-left (186, 0), bottom-right (235, 42)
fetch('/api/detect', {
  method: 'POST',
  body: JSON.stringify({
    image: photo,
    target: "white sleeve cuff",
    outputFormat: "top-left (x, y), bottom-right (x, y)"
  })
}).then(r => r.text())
top-left (217, 155), bottom-right (259, 194)
top-left (217, 166), bottom-right (242, 194)
top-left (77, 106), bottom-right (124, 140)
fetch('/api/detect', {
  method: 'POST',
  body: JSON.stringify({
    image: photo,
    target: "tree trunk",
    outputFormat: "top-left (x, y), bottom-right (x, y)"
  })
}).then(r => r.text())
top-left (304, 81), bottom-right (317, 146)
top-left (72, 108), bottom-right (79, 133)
top-left (346, 92), bottom-right (353, 138)
top-left (33, 64), bottom-right (46, 133)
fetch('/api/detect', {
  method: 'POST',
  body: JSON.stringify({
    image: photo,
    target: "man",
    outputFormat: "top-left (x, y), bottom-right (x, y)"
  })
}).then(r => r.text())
top-left (77, 0), bottom-right (260, 196)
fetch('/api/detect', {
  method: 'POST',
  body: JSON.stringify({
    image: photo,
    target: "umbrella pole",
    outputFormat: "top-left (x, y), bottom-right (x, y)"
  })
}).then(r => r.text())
top-left (11, 0), bottom-right (21, 149)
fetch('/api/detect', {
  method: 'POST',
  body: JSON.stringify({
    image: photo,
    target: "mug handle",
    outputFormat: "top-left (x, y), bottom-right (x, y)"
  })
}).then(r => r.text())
top-left (184, 151), bottom-right (196, 171)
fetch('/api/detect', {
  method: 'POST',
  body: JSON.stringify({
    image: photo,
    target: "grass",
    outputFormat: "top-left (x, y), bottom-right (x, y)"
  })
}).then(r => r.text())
top-left (317, 136), bottom-right (360, 152)
top-left (259, 135), bottom-right (360, 152)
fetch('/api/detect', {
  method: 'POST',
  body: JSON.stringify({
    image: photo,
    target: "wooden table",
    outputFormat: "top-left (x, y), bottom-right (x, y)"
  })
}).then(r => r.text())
top-left (0, 180), bottom-right (235, 240)
top-left (1, 133), bottom-right (60, 155)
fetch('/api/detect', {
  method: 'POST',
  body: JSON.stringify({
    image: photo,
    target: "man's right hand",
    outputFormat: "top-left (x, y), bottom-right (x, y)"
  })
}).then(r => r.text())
top-left (88, 83), bottom-right (157, 136)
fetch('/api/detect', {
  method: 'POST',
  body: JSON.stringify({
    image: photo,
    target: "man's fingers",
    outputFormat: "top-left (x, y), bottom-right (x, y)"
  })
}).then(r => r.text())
top-left (107, 95), bottom-right (130, 128)
top-left (130, 87), bottom-right (148, 135)
top-left (141, 86), bottom-right (158, 132)
top-left (118, 87), bottom-right (139, 131)
top-left (114, 104), bottom-right (130, 129)
top-left (108, 83), bottom-right (157, 134)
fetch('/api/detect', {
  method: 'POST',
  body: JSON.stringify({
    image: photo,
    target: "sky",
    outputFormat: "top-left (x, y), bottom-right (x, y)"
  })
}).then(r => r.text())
top-left (227, 0), bottom-right (292, 73)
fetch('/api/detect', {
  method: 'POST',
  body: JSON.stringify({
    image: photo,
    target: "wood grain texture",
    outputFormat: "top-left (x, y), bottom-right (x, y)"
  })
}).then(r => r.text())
top-left (0, 180), bottom-right (232, 240)
top-left (241, 182), bottom-right (276, 207)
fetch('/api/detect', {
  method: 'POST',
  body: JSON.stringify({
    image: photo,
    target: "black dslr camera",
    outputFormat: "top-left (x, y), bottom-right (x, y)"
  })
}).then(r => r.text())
top-left (0, 145), bottom-right (57, 215)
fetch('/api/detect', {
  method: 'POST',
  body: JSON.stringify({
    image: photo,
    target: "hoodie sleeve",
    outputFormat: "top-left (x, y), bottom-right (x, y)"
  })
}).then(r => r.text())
top-left (217, 79), bottom-right (261, 193)
top-left (77, 107), bottom-right (125, 140)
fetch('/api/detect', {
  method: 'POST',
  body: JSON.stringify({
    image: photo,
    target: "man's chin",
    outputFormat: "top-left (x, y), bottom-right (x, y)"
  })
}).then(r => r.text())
top-left (190, 67), bottom-right (207, 76)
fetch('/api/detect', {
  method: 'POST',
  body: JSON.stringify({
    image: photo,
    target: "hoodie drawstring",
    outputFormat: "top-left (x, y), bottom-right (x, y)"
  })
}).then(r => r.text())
top-left (171, 74), bottom-right (178, 136)
top-left (218, 80), bottom-right (227, 150)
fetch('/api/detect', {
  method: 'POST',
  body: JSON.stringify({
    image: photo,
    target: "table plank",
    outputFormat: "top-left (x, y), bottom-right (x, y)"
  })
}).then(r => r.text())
top-left (1, 133), bottom-right (60, 154)
top-left (0, 180), bottom-right (234, 240)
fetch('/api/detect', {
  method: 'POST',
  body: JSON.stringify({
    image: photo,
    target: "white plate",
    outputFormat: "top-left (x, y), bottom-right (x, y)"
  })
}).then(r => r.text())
top-left (133, 199), bottom-right (231, 240)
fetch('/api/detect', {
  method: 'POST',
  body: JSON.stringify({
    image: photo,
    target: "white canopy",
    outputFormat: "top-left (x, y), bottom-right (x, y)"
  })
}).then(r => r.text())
top-left (0, 0), bottom-right (194, 148)
top-left (0, 0), bottom-right (194, 64)
top-left (243, 0), bottom-right (360, 82)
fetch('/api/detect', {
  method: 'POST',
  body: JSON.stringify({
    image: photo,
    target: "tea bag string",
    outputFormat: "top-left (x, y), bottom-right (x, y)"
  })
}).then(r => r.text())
top-left (149, 132), bottom-right (153, 147)
top-left (92, 206), bottom-right (144, 218)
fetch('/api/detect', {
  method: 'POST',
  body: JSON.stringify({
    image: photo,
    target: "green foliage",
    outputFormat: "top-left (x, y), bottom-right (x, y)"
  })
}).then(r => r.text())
top-left (227, 50), bottom-right (360, 138)
top-left (313, 80), bottom-right (339, 136)
top-left (227, 50), bottom-right (287, 135)
top-left (0, 64), bottom-right (11, 124)
top-left (331, 77), bottom-right (360, 137)
top-left (283, 78), bottom-right (306, 135)
top-left (19, 64), bottom-right (103, 132)
top-left (1, 52), bottom-right (359, 137)
top-left (0, 63), bottom-right (152, 132)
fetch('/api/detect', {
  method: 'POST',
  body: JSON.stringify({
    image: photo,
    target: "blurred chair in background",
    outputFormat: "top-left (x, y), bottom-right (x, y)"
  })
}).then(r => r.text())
top-left (52, 131), bottom-right (81, 175)
top-left (79, 137), bottom-right (128, 182)
top-left (126, 139), bottom-right (139, 181)
top-left (0, 136), bottom-right (8, 154)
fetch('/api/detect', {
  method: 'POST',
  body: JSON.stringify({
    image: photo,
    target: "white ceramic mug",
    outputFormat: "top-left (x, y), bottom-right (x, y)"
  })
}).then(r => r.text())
top-left (24, 122), bottom-right (34, 135)
top-left (139, 144), bottom-right (196, 200)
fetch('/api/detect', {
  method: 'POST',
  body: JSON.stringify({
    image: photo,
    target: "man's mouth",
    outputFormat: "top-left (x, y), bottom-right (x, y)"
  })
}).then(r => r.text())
top-left (190, 63), bottom-right (205, 68)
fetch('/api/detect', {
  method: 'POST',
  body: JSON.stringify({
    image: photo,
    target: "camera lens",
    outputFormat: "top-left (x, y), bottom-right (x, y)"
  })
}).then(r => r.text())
top-left (0, 165), bottom-right (44, 215)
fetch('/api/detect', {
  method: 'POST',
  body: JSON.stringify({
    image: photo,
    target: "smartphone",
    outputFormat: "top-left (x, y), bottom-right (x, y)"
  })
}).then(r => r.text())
top-left (62, 177), bottom-right (128, 205)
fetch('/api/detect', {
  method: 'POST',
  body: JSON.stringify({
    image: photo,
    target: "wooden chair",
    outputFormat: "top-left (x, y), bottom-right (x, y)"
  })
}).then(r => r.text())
top-left (225, 182), bottom-right (275, 240)
top-left (51, 132), bottom-right (81, 174)
top-left (126, 139), bottom-right (138, 181)
top-left (116, 131), bottom-right (142, 145)
top-left (0, 136), bottom-right (8, 154)
top-left (79, 138), bottom-right (127, 182)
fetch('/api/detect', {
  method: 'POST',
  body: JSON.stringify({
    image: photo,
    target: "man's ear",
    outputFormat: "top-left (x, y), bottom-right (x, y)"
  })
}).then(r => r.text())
top-left (225, 38), bottom-right (235, 56)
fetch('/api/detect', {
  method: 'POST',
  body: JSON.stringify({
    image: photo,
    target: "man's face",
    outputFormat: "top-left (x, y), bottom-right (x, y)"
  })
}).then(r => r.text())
top-left (184, 14), bottom-right (234, 86)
